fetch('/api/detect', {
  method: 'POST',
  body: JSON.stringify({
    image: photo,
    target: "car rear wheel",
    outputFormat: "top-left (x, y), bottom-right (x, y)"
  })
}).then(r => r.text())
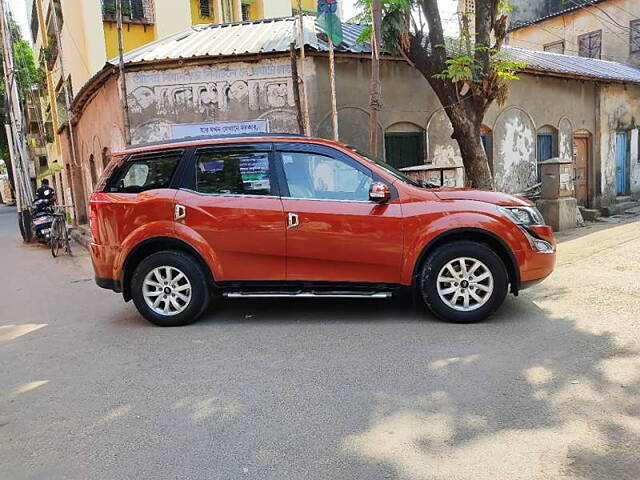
top-left (131, 251), bottom-right (210, 327)
top-left (420, 241), bottom-right (508, 323)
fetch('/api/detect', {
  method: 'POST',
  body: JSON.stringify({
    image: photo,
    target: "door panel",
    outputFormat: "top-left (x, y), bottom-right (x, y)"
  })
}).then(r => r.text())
top-left (573, 137), bottom-right (589, 205)
top-left (616, 132), bottom-right (629, 196)
top-left (175, 191), bottom-right (286, 281)
top-left (174, 147), bottom-right (286, 281)
top-left (281, 199), bottom-right (404, 283)
top-left (277, 148), bottom-right (403, 284)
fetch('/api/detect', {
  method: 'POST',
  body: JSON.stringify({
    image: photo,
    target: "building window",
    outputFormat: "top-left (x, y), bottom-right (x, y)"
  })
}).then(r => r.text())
top-left (544, 40), bottom-right (565, 54)
top-left (101, 0), bottom-right (154, 24)
top-left (241, 3), bottom-right (251, 21)
top-left (537, 126), bottom-right (557, 181)
top-left (39, 156), bottom-right (48, 169)
top-left (200, 0), bottom-right (212, 18)
top-left (385, 132), bottom-right (425, 170)
top-left (220, 0), bottom-right (233, 23)
top-left (578, 30), bottom-right (602, 59)
top-left (631, 20), bottom-right (640, 54)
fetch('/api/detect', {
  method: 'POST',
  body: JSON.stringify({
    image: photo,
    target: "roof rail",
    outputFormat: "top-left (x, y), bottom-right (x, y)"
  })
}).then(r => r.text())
top-left (125, 132), bottom-right (307, 150)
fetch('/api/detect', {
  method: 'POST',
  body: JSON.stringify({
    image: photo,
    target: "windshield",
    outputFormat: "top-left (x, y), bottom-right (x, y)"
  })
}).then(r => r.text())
top-left (351, 148), bottom-right (423, 188)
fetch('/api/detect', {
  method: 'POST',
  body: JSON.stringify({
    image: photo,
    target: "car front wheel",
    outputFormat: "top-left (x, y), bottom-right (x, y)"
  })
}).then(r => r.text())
top-left (420, 241), bottom-right (509, 323)
top-left (131, 250), bottom-right (211, 327)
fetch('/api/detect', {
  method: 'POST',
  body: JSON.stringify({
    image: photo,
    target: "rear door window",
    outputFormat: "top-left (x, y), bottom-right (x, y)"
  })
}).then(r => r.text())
top-left (107, 153), bottom-right (182, 193)
top-left (195, 151), bottom-right (273, 196)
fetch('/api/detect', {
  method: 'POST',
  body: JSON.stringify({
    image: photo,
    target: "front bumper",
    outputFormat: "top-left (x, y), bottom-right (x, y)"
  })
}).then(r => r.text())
top-left (519, 225), bottom-right (557, 288)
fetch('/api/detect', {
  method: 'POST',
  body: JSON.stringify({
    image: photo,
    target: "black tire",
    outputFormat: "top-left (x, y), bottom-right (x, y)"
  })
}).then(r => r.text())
top-left (131, 250), bottom-right (211, 327)
top-left (19, 209), bottom-right (33, 243)
top-left (50, 218), bottom-right (62, 257)
top-left (420, 241), bottom-right (509, 324)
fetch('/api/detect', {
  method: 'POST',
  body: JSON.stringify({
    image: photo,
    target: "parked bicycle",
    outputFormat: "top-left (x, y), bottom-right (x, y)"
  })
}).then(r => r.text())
top-left (50, 205), bottom-right (73, 258)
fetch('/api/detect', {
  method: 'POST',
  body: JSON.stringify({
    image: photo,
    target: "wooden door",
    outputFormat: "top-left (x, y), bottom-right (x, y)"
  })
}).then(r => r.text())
top-left (573, 136), bottom-right (589, 205)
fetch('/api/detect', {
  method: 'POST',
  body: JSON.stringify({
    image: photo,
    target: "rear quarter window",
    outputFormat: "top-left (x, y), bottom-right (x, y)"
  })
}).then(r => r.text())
top-left (107, 153), bottom-right (182, 193)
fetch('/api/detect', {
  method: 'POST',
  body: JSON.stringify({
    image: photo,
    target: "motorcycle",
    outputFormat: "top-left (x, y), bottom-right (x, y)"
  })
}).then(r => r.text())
top-left (30, 190), bottom-right (55, 244)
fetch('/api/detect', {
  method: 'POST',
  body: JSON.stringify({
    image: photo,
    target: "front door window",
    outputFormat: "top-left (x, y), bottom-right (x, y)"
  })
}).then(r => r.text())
top-left (281, 152), bottom-right (373, 201)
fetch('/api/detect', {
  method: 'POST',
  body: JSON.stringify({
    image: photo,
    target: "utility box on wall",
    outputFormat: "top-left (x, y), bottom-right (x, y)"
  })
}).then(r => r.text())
top-left (536, 158), bottom-right (577, 231)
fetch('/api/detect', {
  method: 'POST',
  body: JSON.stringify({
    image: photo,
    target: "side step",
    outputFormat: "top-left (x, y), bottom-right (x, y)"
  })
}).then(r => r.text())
top-left (224, 291), bottom-right (392, 299)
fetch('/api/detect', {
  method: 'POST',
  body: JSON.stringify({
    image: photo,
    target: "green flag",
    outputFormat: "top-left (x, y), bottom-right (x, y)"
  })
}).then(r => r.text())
top-left (317, 0), bottom-right (343, 46)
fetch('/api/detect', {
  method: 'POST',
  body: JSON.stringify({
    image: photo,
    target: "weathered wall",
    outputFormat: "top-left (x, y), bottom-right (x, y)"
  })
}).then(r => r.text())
top-left (66, 53), bottom-right (634, 222)
top-left (125, 57), bottom-right (298, 144)
top-left (597, 85), bottom-right (640, 206)
top-left (311, 57), bottom-right (596, 193)
top-left (61, 76), bottom-right (124, 222)
top-left (509, 0), bottom-right (640, 65)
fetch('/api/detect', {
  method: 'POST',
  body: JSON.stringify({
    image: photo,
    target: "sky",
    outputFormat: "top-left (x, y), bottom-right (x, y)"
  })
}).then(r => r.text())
top-left (7, 0), bottom-right (460, 44)
top-left (7, 0), bottom-right (29, 40)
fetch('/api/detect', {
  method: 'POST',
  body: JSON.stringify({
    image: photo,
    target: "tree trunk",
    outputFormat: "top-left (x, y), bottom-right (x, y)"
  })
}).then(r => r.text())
top-left (448, 106), bottom-right (495, 190)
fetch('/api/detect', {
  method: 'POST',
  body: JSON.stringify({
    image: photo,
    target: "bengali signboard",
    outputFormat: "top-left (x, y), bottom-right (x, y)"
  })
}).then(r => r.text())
top-left (170, 120), bottom-right (269, 140)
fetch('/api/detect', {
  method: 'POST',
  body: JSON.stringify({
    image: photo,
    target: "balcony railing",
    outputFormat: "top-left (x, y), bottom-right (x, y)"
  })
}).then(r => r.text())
top-left (43, 38), bottom-right (59, 71)
top-left (102, 0), bottom-right (155, 25)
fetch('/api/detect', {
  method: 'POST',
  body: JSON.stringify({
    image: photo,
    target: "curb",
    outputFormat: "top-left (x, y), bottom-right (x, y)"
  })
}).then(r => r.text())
top-left (70, 228), bottom-right (91, 251)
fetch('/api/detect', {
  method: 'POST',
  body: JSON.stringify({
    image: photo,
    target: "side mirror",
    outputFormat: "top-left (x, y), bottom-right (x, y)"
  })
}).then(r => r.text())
top-left (369, 181), bottom-right (391, 203)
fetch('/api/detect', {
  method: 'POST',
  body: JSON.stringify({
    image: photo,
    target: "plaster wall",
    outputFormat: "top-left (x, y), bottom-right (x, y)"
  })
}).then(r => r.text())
top-left (124, 57), bottom-right (299, 144)
top-left (156, 0), bottom-right (192, 38)
top-left (597, 85), bottom-right (640, 205)
top-left (311, 57), bottom-right (597, 193)
top-left (61, 76), bottom-right (124, 222)
top-left (509, 0), bottom-right (640, 65)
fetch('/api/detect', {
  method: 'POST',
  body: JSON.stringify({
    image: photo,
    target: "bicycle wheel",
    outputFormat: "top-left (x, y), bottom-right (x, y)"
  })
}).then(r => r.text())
top-left (51, 217), bottom-right (62, 257)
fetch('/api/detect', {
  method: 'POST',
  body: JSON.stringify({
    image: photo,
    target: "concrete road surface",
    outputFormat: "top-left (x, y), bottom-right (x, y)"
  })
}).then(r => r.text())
top-left (1, 204), bottom-right (639, 480)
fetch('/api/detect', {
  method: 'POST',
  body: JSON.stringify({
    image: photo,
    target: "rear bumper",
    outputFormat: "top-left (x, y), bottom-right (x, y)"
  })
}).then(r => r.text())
top-left (91, 242), bottom-right (121, 292)
top-left (95, 277), bottom-right (122, 292)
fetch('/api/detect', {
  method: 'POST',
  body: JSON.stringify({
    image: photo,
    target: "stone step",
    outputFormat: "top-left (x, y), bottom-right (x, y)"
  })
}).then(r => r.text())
top-left (70, 224), bottom-right (92, 251)
top-left (578, 206), bottom-right (600, 222)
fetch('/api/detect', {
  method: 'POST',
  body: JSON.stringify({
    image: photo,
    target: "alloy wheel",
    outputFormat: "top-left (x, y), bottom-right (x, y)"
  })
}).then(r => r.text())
top-left (142, 266), bottom-right (192, 316)
top-left (436, 257), bottom-right (494, 312)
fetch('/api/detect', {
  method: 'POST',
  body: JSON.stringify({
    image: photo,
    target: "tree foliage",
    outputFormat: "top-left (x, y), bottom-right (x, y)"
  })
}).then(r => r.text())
top-left (354, 0), bottom-right (525, 190)
top-left (1, 20), bottom-right (42, 185)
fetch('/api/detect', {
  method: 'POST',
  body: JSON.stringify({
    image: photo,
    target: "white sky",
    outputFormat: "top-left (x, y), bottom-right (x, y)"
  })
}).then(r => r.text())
top-left (7, 0), bottom-right (460, 44)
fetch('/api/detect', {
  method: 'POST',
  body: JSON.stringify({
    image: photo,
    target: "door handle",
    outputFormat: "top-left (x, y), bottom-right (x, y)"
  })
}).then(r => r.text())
top-left (287, 212), bottom-right (299, 229)
top-left (175, 204), bottom-right (186, 221)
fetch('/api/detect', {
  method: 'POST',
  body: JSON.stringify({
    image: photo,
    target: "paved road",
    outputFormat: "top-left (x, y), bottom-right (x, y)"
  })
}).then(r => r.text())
top-left (1, 204), bottom-right (639, 480)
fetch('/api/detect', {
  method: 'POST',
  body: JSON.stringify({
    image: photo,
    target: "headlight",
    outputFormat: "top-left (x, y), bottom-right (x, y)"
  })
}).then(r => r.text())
top-left (498, 206), bottom-right (545, 226)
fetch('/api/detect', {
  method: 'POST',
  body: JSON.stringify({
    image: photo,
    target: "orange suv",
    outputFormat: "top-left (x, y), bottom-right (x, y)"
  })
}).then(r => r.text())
top-left (90, 135), bottom-right (556, 326)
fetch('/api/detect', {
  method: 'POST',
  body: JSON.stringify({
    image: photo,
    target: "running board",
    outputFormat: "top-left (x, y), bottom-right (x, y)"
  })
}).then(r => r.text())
top-left (223, 291), bottom-right (392, 299)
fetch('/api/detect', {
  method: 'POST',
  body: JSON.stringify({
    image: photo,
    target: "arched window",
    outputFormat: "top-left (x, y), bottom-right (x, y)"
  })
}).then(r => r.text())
top-left (384, 122), bottom-right (425, 169)
top-left (537, 125), bottom-right (558, 181)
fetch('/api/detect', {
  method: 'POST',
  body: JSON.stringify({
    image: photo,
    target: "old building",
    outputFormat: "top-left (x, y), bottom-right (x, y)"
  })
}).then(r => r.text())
top-left (507, 0), bottom-right (640, 66)
top-left (25, 0), bottom-right (320, 220)
top-left (60, 17), bottom-right (640, 225)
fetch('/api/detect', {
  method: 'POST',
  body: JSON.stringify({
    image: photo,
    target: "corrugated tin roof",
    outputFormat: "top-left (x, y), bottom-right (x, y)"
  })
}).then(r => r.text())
top-left (111, 16), bottom-right (372, 65)
top-left (107, 16), bottom-right (640, 84)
